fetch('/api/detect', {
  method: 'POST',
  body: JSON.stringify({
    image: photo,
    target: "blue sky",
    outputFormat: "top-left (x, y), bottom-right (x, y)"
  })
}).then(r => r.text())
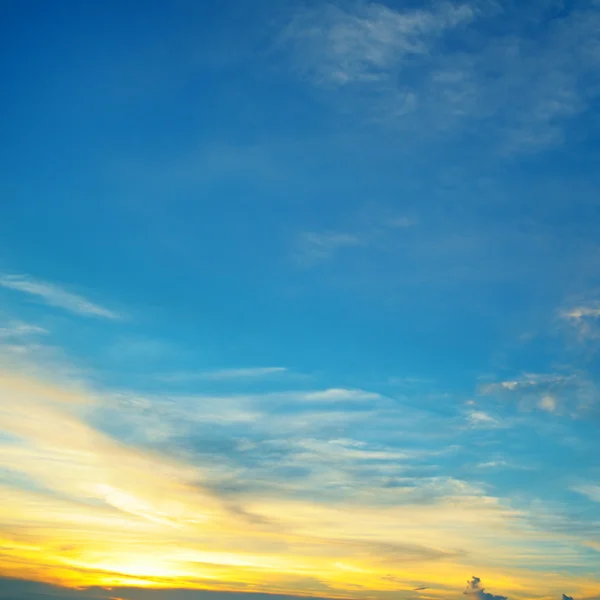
top-left (1, 1), bottom-right (600, 599)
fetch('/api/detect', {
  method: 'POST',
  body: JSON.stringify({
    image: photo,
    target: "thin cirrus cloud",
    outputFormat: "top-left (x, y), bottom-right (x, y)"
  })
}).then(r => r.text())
top-left (161, 367), bottom-right (289, 382)
top-left (294, 231), bottom-right (363, 265)
top-left (0, 323), bottom-right (598, 597)
top-left (0, 320), bottom-right (49, 339)
top-left (280, 1), bottom-right (475, 86)
top-left (0, 369), bottom-right (575, 592)
top-left (560, 302), bottom-right (600, 340)
top-left (280, 0), bottom-right (600, 153)
top-left (294, 216), bottom-right (416, 265)
top-left (0, 274), bottom-right (119, 320)
top-left (479, 372), bottom-right (597, 417)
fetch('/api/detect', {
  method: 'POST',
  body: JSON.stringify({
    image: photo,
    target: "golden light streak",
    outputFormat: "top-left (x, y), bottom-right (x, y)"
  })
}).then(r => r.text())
top-left (0, 370), bottom-right (599, 600)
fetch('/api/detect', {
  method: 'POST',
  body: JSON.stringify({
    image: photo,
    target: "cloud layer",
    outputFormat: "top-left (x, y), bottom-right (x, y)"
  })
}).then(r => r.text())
top-left (0, 274), bottom-right (119, 320)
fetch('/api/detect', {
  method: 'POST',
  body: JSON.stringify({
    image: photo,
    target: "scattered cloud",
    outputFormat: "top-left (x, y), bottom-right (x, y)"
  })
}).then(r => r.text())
top-left (538, 395), bottom-right (557, 413)
top-left (584, 541), bottom-right (600, 553)
top-left (481, 374), bottom-right (568, 395)
top-left (0, 321), bottom-right (48, 339)
top-left (464, 577), bottom-right (507, 600)
top-left (0, 577), bottom-right (585, 600)
top-left (0, 274), bottom-right (119, 320)
top-left (573, 485), bottom-right (600, 504)
top-left (560, 302), bottom-right (600, 340)
top-left (475, 458), bottom-right (533, 471)
top-left (294, 231), bottom-right (363, 264)
top-left (385, 215), bottom-right (418, 229)
top-left (280, 0), bottom-right (600, 153)
top-left (478, 372), bottom-right (597, 416)
top-left (162, 367), bottom-right (288, 382)
top-left (292, 212), bottom-right (417, 266)
top-left (1, 358), bottom-right (596, 593)
top-left (281, 1), bottom-right (474, 87)
top-left (301, 388), bottom-right (380, 402)
top-left (467, 410), bottom-right (504, 429)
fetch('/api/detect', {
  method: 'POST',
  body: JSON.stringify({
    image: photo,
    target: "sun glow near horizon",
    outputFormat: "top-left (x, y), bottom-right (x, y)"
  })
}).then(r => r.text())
top-left (0, 370), bottom-right (598, 600)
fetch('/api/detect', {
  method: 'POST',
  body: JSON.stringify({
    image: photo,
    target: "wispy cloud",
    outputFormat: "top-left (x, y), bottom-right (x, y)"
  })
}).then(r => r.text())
top-left (466, 410), bottom-right (505, 429)
top-left (479, 371), bottom-right (597, 417)
top-left (0, 322), bottom-right (598, 596)
top-left (162, 367), bottom-right (289, 382)
top-left (1, 356), bottom-right (598, 595)
top-left (0, 320), bottom-right (48, 339)
top-left (560, 301), bottom-right (600, 340)
top-left (573, 485), bottom-right (600, 504)
top-left (385, 215), bottom-right (419, 229)
top-left (281, 1), bottom-right (600, 154)
top-left (281, 2), bottom-right (474, 86)
top-left (294, 231), bottom-right (363, 264)
top-left (293, 213), bottom-right (417, 265)
top-left (0, 274), bottom-right (119, 320)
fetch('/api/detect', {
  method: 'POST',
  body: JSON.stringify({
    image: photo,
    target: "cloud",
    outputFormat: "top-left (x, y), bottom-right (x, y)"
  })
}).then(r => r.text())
top-left (280, 0), bottom-right (600, 154)
top-left (385, 216), bottom-right (418, 229)
top-left (464, 577), bottom-right (507, 600)
top-left (478, 372), bottom-right (597, 416)
top-left (282, 1), bottom-right (474, 86)
top-left (0, 321), bottom-right (48, 339)
top-left (572, 485), bottom-right (600, 503)
top-left (560, 302), bottom-right (600, 340)
top-left (0, 274), bottom-right (119, 320)
top-left (162, 367), bottom-right (288, 382)
top-left (294, 231), bottom-right (363, 264)
top-left (302, 388), bottom-right (380, 402)
top-left (538, 395), bottom-right (557, 413)
top-left (0, 577), bottom-right (585, 600)
top-left (292, 211), bottom-right (418, 266)
top-left (467, 410), bottom-right (504, 429)
top-left (1, 336), bottom-right (599, 596)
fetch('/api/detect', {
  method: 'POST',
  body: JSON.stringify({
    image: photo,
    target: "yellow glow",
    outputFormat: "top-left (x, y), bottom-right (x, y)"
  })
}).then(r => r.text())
top-left (0, 370), bottom-right (599, 600)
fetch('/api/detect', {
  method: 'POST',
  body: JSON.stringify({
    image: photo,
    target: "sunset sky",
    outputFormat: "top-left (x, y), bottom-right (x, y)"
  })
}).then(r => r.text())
top-left (2, 1), bottom-right (600, 600)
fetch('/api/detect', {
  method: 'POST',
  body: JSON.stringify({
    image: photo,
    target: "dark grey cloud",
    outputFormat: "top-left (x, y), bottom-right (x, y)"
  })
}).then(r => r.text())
top-left (0, 576), bottom-right (580, 600)
top-left (464, 577), bottom-right (508, 600)
top-left (0, 578), bottom-right (340, 600)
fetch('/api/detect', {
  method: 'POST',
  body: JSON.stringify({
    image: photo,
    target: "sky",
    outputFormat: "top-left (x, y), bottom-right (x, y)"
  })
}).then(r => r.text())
top-left (1, 0), bottom-right (600, 599)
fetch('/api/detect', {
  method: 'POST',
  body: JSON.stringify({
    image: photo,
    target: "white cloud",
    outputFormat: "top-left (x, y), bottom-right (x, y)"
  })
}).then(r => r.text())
top-left (572, 484), bottom-right (600, 503)
top-left (538, 395), bottom-right (557, 413)
top-left (282, 2), bottom-right (474, 86)
top-left (163, 367), bottom-right (288, 381)
top-left (302, 388), bottom-right (380, 402)
top-left (467, 410), bottom-right (504, 429)
top-left (479, 372), bottom-right (597, 417)
top-left (294, 231), bottom-right (363, 264)
top-left (0, 274), bottom-right (119, 320)
top-left (385, 215), bottom-right (419, 229)
top-left (480, 373), bottom-right (568, 395)
top-left (0, 320), bottom-right (48, 339)
top-left (563, 306), bottom-right (600, 320)
top-left (281, 1), bottom-right (600, 154)
top-left (560, 302), bottom-right (600, 340)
